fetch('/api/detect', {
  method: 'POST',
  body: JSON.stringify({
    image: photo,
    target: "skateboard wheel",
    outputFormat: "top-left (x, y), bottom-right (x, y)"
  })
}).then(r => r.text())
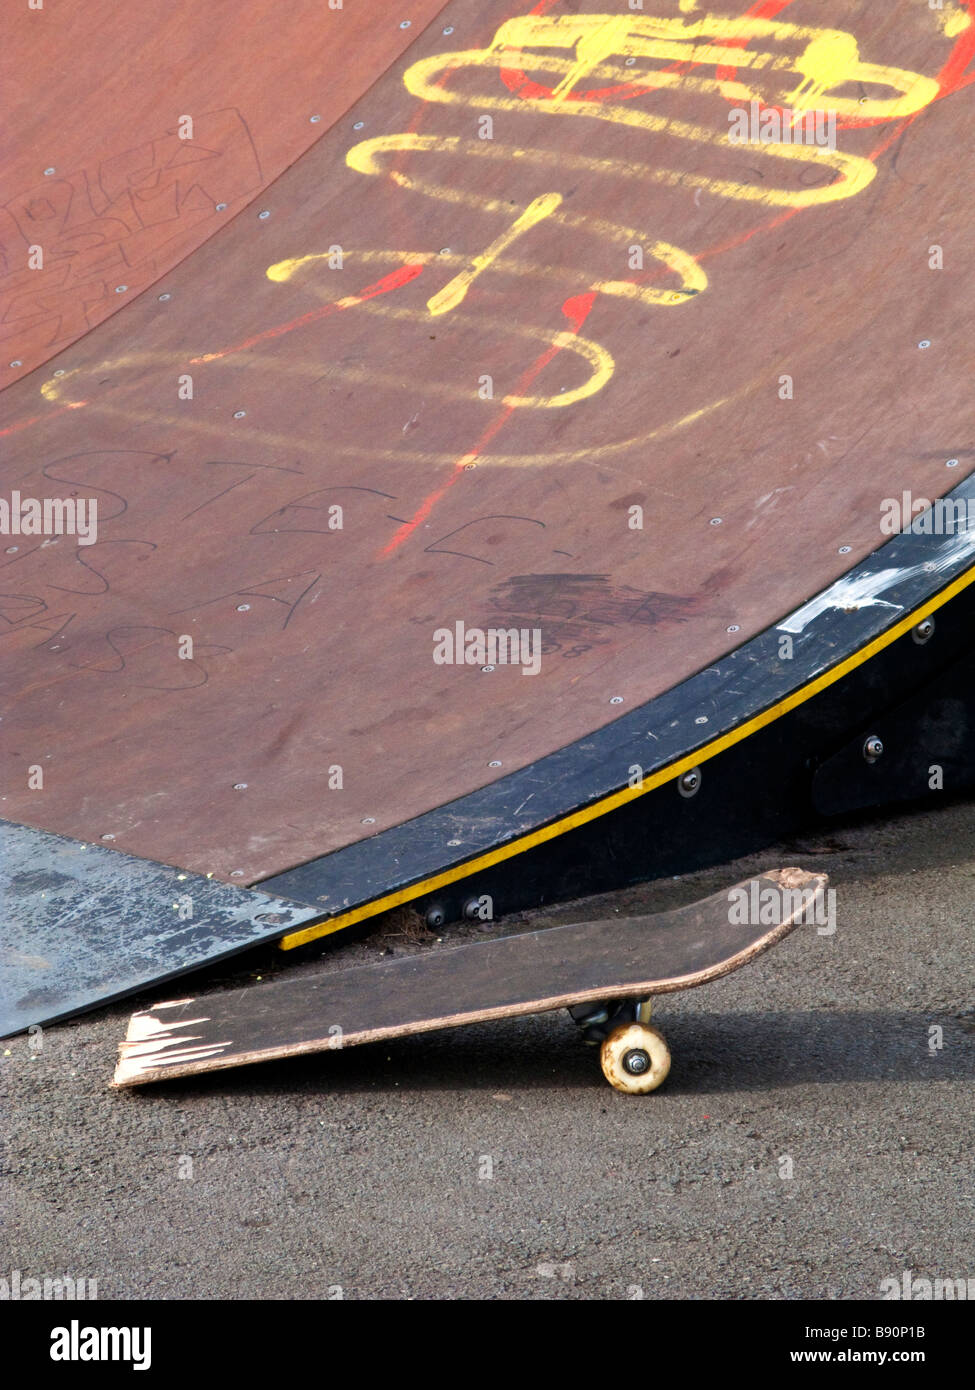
top-left (600, 1023), bottom-right (671, 1095)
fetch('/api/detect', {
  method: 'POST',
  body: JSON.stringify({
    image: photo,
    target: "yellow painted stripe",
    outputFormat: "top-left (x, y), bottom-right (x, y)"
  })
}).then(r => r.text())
top-left (281, 560), bottom-right (975, 949)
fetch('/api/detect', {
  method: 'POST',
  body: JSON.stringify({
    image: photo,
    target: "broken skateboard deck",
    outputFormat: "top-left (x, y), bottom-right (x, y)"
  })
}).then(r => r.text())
top-left (115, 868), bottom-right (827, 1093)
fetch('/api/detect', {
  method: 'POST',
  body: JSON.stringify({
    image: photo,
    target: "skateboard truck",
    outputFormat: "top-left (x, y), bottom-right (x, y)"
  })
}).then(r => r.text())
top-left (568, 998), bottom-right (671, 1095)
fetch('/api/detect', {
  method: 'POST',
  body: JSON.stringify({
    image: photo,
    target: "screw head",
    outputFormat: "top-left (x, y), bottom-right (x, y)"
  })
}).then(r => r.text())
top-left (912, 617), bottom-right (935, 644)
top-left (443, 25), bottom-right (454, 34)
top-left (353, 121), bottom-right (365, 130)
top-left (233, 783), bottom-right (248, 791)
top-left (481, 665), bottom-right (495, 673)
top-left (918, 339), bottom-right (931, 349)
top-left (230, 870), bottom-right (245, 877)
top-left (236, 603), bottom-right (251, 612)
top-left (53, 368), bottom-right (65, 376)
top-left (610, 695), bottom-right (624, 705)
top-left (44, 167), bottom-right (56, 176)
top-left (625, 57), bottom-right (636, 66)
top-left (9, 360), bottom-right (22, 368)
top-left (623, 1048), bottom-right (650, 1075)
top-left (258, 209), bottom-right (270, 220)
top-left (679, 767), bottom-right (702, 797)
top-left (400, 19), bottom-right (411, 28)
top-left (838, 545), bottom-right (852, 554)
top-left (114, 285), bottom-right (128, 294)
top-left (727, 624), bottom-right (740, 633)
top-left (310, 114), bottom-right (322, 123)
top-left (100, 833), bottom-right (116, 841)
top-left (709, 517), bottom-right (722, 526)
top-left (233, 410), bottom-right (246, 419)
top-left (158, 292), bottom-right (172, 301)
top-left (425, 905), bottom-right (446, 929)
top-left (361, 816), bottom-right (376, 825)
top-left (863, 735), bottom-right (884, 762)
top-left (488, 760), bottom-right (502, 768)
top-left (215, 202), bottom-right (228, 212)
top-left (946, 458), bottom-right (959, 468)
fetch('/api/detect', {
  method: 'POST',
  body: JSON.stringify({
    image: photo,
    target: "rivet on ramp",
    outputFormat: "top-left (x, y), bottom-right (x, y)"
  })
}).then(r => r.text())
top-left (918, 339), bottom-right (931, 349)
top-left (44, 167), bottom-right (56, 176)
top-left (361, 817), bottom-right (376, 825)
top-left (695, 715), bottom-right (708, 724)
top-left (216, 202), bottom-right (228, 212)
top-left (862, 735), bottom-right (884, 762)
top-left (310, 114), bottom-right (322, 123)
top-left (258, 210), bottom-right (271, 220)
top-left (5, 546), bottom-right (18, 554)
top-left (709, 517), bottom-right (722, 526)
top-left (115, 285), bottom-right (128, 294)
top-left (481, 664), bottom-right (495, 673)
top-left (838, 545), bottom-right (851, 554)
top-left (400, 19), bottom-right (411, 28)
top-left (946, 458), bottom-right (959, 468)
top-left (488, 760), bottom-right (502, 767)
top-left (233, 410), bottom-right (247, 418)
top-left (233, 783), bottom-right (248, 791)
top-left (231, 870), bottom-right (245, 877)
top-left (158, 293), bottom-right (172, 302)
top-left (236, 603), bottom-right (251, 612)
top-left (443, 26), bottom-right (454, 34)
top-left (447, 840), bottom-right (461, 847)
top-left (53, 368), bottom-right (65, 376)
top-left (610, 695), bottom-right (624, 704)
top-left (9, 360), bottom-right (22, 368)
top-left (679, 768), bottom-right (702, 797)
top-left (100, 833), bottom-right (116, 841)
top-left (353, 121), bottom-right (365, 130)
top-left (727, 624), bottom-right (740, 633)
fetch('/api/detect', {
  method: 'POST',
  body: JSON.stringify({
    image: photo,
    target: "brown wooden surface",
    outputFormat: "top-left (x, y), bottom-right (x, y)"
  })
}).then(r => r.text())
top-left (2, 2), bottom-right (974, 884)
top-left (0, 0), bottom-right (451, 384)
top-left (114, 869), bottom-right (826, 1084)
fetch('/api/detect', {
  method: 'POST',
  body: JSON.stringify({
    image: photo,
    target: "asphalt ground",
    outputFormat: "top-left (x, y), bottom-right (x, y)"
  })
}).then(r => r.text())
top-left (1, 797), bottom-right (973, 1301)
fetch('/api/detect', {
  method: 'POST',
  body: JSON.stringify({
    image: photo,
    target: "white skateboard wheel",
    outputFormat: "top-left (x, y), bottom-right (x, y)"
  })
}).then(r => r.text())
top-left (600, 1022), bottom-right (671, 1094)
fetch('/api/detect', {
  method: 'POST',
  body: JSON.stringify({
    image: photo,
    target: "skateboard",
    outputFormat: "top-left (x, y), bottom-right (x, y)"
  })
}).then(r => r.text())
top-left (114, 868), bottom-right (827, 1094)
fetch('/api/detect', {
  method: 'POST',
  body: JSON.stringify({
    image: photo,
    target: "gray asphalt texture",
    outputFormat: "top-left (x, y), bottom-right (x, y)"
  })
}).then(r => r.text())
top-left (2, 799), bottom-right (973, 1300)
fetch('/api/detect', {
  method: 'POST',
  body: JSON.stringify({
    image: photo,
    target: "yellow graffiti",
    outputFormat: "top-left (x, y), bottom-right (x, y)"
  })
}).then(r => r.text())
top-left (270, 224), bottom-right (706, 311)
top-left (486, 13), bottom-right (940, 122)
top-left (936, 3), bottom-right (972, 38)
top-left (174, 5), bottom-right (950, 476)
top-left (426, 191), bottom-right (563, 316)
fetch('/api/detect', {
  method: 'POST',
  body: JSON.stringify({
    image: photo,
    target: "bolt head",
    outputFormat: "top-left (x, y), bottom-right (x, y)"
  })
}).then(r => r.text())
top-left (679, 767), bottom-right (702, 797)
top-left (623, 1048), bottom-right (650, 1075)
top-left (863, 735), bottom-right (884, 762)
